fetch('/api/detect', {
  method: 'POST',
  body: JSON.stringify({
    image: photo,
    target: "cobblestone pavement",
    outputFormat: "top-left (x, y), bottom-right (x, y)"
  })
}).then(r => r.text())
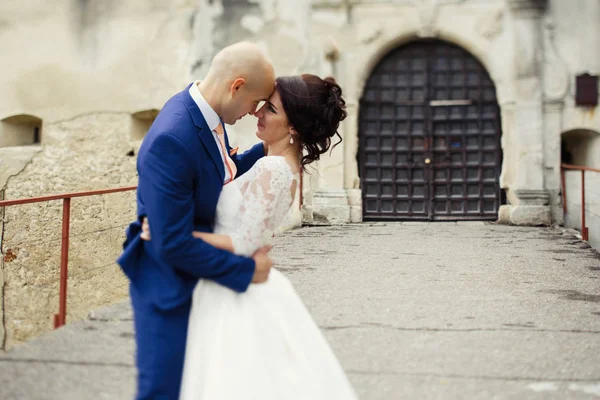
top-left (1, 222), bottom-right (600, 399)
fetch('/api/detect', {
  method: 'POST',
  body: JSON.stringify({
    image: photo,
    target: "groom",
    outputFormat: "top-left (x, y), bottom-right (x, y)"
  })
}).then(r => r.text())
top-left (118, 42), bottom-right (276, 399)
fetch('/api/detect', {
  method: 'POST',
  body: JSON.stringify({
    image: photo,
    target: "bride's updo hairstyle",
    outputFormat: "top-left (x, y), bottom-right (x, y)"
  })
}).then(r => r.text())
top-left (275, 74), bottom-right (347, 169)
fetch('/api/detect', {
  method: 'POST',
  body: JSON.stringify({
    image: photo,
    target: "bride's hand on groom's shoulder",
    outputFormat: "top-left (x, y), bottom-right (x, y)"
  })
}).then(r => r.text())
top-left (251, 245), bottom-right (273, 284)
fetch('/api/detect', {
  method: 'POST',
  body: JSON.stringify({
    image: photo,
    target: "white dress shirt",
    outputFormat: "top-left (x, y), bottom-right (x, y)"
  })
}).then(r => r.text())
top-left (188, 81), bottom-right (232, 183)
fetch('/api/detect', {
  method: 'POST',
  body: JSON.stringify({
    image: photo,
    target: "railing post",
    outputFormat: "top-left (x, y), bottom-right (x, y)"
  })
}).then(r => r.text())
top-left (581, 170), bottom-right (588, 241)
top-left (54, 197), bottom-right (71, 328)
top-left (561, 167), bottom-right (567, 213)
top-left (0, 186), bottom-right (136, 330)
top-left (299, 169), bottom-right (303, 210)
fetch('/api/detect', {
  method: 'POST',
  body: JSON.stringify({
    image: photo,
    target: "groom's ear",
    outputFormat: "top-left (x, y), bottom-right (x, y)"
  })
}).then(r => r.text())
top-left (230, 78), bottom-right (246, 95)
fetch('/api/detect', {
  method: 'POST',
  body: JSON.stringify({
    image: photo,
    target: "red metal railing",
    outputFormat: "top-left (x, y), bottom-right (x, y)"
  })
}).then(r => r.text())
top-left (1, 170), bottom-right (304, 330)
top-left (0, 186), bottom-right (136, 328)
top-left (561, 163), bottom-right (600, 242)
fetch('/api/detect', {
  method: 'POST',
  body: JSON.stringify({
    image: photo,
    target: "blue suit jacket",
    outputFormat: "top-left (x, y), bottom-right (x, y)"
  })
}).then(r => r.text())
top-left (117, 84), bottom-right (265, 311)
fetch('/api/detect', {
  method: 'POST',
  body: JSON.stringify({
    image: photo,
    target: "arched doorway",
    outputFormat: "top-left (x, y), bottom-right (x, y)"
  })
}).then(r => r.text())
top-left (358, 40), bottom-right (503, 221)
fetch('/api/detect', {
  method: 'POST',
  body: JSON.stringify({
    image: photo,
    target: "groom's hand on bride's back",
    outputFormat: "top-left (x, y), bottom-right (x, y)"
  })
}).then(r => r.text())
top-left (251, 245), bottom-right (273, 283)
top-left (141, 217), bottom-right (272, 283)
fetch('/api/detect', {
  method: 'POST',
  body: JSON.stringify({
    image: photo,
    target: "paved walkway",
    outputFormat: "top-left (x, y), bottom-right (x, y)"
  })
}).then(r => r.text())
top-left (1, 222), bottom-right (600, 399)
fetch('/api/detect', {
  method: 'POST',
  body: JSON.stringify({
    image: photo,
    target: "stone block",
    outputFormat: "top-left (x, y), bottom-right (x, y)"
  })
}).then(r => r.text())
top-left (346, 189), bottom-right (363, 223)
top-left (304, 189), bottom-right (351, 225)
top-left (312, 189), bottom-right (349, 207)
top-left (350, 206), bottom-right (363, 223)
top-left (1, 114), bottom-right (137, 349)
top-left (312, 206), bottom-right (350, 225)
top-left (301, 205), bottom-right (314, 225)
top-left (550, 205), bottom-right (564, 226)
top-left (346, 189), bottom-right (362, 206)
top-left (497, 205), bottom-right (512, 224)
top-left (510, 205), bottom-right (551, 226)
top-left (513, 189), bottom-right (549, 206)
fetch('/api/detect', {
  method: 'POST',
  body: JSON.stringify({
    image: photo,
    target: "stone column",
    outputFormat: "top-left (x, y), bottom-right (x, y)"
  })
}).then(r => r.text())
top-left (542, 17), bottom-right (570, 225)
top-left (543, 101), bottom-right (563, 224)
top-left (507, 0), bottom-right (551, 225)
top-left (302, 37), bottom-right (351, 225)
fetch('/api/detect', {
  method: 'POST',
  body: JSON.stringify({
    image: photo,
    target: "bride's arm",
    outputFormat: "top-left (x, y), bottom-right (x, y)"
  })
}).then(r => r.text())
top-left (191, 232), bottom-right (234, 252)
top-left (229, 158), bottom-right (294, 256)
top-left (140, 158), bottom-right (291, 257)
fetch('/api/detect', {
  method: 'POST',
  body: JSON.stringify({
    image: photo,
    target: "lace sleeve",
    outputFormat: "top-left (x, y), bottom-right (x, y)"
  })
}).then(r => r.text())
top-left (230, 157), bottom-right (295, 257)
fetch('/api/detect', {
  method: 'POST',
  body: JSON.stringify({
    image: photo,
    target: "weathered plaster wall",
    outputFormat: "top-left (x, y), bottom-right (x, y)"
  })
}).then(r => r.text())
top-left (191, 0), bottom-right (314, 227)
top-left (0, 0), bottom-right (194, 122)
top-left (550, 0), bottom-right (600, 170)
top-left (0, 0), bottom-right (198, 349)
top-left (316, 0), bottom-right (599, 226)
top-left (543, 0), bottom-right (600, 224)
top-left (319, 0), bottom-right (513, 223)
top-left (2, 0), bottom-right (600, 347)
top-left (562, 130), bottom-right (600, 170)
top-left (0, 0), bottom-right (316, 348)
top-left (1, 114), bottom-right (138, 349)
top-left (564, 171), bottom-right (600, 251)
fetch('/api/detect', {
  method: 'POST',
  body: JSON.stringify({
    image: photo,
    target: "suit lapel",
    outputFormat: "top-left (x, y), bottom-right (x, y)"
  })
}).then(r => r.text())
top-left (181, 84), bottom-right (225, 183)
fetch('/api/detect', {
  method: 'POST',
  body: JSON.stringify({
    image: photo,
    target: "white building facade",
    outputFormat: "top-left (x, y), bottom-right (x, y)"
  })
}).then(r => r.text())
top-left (1, 0), bottom-right (600, 347)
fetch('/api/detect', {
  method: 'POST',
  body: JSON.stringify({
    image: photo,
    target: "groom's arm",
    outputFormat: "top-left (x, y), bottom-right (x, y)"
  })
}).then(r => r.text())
top-left (231, 142), bottom-right (265, 177)
top-left (139, 132), bottom-right (255, 292)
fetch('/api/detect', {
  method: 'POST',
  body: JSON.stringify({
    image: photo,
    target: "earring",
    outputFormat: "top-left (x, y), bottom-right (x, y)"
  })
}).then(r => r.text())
top-left (289, 135), bottom-right (294, 144)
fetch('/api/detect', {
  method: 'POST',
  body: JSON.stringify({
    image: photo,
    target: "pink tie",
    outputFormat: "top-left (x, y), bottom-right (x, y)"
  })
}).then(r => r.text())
top-left (214, 123), bottom-right (237, 184)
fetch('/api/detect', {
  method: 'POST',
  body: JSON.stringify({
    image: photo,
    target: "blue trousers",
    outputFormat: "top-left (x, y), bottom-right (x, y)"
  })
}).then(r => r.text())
top-left (130, 285), bottom-right (191, 400)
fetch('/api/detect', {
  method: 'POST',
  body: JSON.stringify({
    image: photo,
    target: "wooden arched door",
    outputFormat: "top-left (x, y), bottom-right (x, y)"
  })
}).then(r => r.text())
top-left (359, 40), bottom-right (503, 221)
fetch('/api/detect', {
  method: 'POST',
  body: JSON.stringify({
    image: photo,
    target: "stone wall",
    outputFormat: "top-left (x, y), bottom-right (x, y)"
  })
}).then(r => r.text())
top-left (2, 0), bottom-right (600, 347)
top-left (194, 0), bottom-right (315, 225)
top-left (562, 130), bottom-right (600, 170)
top-left (1, 114), bottom-right (138, 349)
top-left (564, 171), bottom-right (600, 251)
top-left (0, 0), bottom-right (196, 350)
top-left (547, 0), bottom-right (600, 224)
top-left (0, 0), bottom-right (316, 348)
top-left (310, 0), bottom-right (600, 226)
top-left (0, 0), bottom-right (194, 122)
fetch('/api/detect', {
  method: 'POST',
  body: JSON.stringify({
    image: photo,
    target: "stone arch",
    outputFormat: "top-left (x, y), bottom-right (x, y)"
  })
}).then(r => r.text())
top-left (344, 28), bottom-right (505, 193)
top-left (355, 31), bottom-right (498, 107)
top-left (0, 114), bottom-right (43, 147)
top-left (355, 38), bottom-right (503, 221)
top-left (561, 128), bottom-right (600, 169)
top-left (130, 109), bottom-right (159, 141)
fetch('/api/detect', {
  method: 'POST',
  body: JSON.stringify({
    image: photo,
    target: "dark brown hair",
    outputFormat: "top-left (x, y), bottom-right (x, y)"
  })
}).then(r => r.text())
top-left (275, 74), bottom-right (347, 170)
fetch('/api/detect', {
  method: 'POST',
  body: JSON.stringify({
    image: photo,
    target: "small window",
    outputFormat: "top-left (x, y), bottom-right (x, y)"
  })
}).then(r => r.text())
top-left (0, 114), bottom-right (43, 147)
top-left (561, 129), bottom-right (600, 169)
top-left (130, 109), bottom-right (159, 141)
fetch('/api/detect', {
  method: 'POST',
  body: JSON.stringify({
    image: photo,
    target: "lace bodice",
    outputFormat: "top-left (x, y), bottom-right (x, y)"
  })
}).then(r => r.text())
top-left (214, 156), bottom-right (298, 257)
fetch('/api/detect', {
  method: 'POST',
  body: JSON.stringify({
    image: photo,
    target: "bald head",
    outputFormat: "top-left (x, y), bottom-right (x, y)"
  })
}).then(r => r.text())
top-left (201, 41), bottom-right (275, 125)
top-left (206, 42), bottom-right (274, 92)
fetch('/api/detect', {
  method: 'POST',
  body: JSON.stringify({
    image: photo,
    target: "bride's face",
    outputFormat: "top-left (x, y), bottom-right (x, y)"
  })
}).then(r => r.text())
top-left (254, 89), bottom-right (291, 145)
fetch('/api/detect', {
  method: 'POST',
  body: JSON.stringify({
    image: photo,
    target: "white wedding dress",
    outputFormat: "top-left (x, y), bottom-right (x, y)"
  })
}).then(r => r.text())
top-left (179, 156), bottom-right (358, 400)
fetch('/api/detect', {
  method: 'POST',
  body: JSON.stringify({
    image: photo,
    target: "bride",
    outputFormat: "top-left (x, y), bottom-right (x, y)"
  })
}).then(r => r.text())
top-left (144, 74), bottom-right (357, 400)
